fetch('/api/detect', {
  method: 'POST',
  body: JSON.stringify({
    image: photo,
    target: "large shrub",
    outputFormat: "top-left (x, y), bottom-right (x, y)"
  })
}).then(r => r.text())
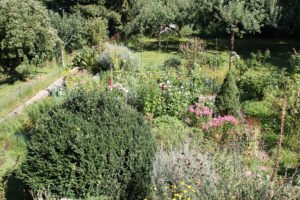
top-left (18, 91), bottom-right (156, 199)
top-left (238, 68), bottom-right (275, 101)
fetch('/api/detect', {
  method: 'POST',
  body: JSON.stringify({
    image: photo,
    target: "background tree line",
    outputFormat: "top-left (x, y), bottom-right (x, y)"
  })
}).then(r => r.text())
top-left (0, 0), bottom-right (299, 80)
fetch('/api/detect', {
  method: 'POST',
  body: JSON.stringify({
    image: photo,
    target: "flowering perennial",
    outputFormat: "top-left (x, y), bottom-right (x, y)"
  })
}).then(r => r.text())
top-left (188, 103), bottom-right (213, 117)
top-left (203, 115), bottom-right (239, 131)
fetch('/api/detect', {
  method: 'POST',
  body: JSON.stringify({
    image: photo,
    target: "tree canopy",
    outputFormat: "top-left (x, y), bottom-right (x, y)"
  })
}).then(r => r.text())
top-left (0, 0), bottom-right (59, 78)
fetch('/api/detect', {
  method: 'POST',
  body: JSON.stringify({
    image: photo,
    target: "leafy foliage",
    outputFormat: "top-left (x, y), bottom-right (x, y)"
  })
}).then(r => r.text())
top-left (124, 0), bottom-right (175, 35)
top-left (49, 11), bottom-right (88, 52)
top-left (18, 91), bottom-right (156, 199)
top-left (86, 18), bottom-right (108, 45)
top-left (238, 68), bottom-right (274, 101)
top-left (0, 0), bottom-right (59, 75)
top-left (290, 49), bottom-right (300, 73)
top-left (152, 115), bottom-right (189, 148)
top-left (71, 47), bottom-right (97, 71)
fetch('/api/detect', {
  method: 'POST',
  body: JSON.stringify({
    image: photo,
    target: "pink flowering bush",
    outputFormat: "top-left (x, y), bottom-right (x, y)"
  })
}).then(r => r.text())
top-left (203, 115), bottom-right (239, 143)
top-left (187, 102), bottom-right (213, 127)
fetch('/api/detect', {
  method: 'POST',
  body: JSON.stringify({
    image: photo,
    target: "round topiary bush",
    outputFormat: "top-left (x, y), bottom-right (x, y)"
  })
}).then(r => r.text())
top-left (18, 91), bottom-right (156, 199)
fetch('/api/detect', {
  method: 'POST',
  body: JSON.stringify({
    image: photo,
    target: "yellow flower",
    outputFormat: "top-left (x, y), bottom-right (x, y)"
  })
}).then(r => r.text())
top-left (180, 181), bottom-right (185, 185)
top-left (187, 198), bottom-right (191, 200)
top-left (187, 185), bottom-right (192, 189)
top-left (175, 194), bottom-right (180, 197)
top-left (183, 190), bottom-right (188, 194)
top-left (173, 185), bottom-right (177, 189)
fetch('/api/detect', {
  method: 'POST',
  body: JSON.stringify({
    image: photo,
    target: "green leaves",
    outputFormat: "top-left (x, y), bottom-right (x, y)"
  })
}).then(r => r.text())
top-left (49, 11), bottom-right (87, 52)
top-left (216, 0), bottom-right (266, 37)
top-left (0, 0), bottom-right (59, 70)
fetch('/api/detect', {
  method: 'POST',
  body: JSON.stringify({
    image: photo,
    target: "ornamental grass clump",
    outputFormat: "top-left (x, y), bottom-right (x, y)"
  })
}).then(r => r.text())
top-left (96, 44), bottom-right (140, 71)
top-left (18, 90), bottom-right (156, 199)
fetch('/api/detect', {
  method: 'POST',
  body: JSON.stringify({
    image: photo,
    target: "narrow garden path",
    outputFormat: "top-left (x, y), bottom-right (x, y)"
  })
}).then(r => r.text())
top-left (0, 68), bottom-right (79, 123)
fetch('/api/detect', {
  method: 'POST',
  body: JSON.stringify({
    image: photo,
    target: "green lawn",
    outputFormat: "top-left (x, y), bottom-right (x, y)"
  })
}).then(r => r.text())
top-left (130, 37), bottom-right (300, 69)
top-left (0, 61), bottom-right (68, 119)
top-left (135, 50), bottom-right (183, 70)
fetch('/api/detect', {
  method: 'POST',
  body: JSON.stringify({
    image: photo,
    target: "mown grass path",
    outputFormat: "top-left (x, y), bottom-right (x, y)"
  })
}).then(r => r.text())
top-left (0, 68), bottom-right (78, 123)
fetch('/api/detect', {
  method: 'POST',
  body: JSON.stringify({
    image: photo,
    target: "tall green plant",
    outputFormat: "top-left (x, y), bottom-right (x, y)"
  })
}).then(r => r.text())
top-left (215, 71), bottom-right (240, 115)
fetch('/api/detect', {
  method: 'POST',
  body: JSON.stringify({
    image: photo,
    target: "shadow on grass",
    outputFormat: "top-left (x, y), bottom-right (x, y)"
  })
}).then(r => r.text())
top-left (207, 38), bottom-right (300, 68)
top-left (278, 163), bottom-right (300, 182)
top-left (129, 37), bottom-right (300, 69)
top-left (0, 69), bottom-right (49, 86)
top-left (4, 173), bottom-right (32, 200)
top-left (128, 39), bottom-right (181, 53)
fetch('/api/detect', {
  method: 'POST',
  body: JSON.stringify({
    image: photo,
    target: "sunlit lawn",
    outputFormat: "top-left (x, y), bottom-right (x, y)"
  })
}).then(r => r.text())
top-left (0, 62), bottom-right (66, 119)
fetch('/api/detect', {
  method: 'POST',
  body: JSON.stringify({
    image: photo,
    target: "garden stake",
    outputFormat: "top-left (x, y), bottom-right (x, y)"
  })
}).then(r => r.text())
top-left (109, 66), bottom-right (113, 90)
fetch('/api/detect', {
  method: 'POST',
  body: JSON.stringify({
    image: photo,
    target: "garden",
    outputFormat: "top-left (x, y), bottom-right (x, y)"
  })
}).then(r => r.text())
top-left (1, 0), bottom-right (300, 199)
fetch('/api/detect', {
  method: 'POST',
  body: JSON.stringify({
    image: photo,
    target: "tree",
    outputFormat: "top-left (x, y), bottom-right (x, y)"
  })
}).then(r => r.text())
top-left (215, 0), bottom-right (267, 51)
top-left (0, 0), bottom-right (59, 79)
top-left (264, 0), bottom-right (282, 28)
top-left (278, 0), bottom-right (300, 36)
top-left (166, 0), bottom-right (195, 33)
top-left (215, 71), bottom-right (240, 116)
top-left (43, 0), bottom-right (122, 36)
top-left (124, 0), bottom-right (175, 48)
top-left (18, 91), bottom-right (156, 199)
top-left (49, 11), bottom-right (88, 67)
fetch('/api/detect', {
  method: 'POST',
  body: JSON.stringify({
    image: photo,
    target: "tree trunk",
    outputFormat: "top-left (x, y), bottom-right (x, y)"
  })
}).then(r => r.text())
top-left (61, 47), bottom-right (65, 68)
top-left (230, 32), bottom-right (235, 52)
top-left (158, 33), bottom-right (161, 50)
top-left (229, 33), bottom-right (235, 70)
top-left (271, 96), bottom-right (287, 181)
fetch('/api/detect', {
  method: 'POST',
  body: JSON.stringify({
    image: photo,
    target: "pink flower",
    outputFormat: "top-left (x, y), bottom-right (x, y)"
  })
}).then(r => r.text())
top-left (188, 103), bottom-right (213, 117)
top-left (203, 115), bottom-right (239, 130)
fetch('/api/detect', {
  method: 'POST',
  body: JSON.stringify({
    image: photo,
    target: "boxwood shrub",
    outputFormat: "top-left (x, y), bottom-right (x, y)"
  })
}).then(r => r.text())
top-left (18, 91), bottom-right (156, 199)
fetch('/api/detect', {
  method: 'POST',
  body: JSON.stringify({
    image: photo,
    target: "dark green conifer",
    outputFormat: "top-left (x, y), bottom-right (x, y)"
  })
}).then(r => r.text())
top-left (215, 71), bottom-right (240, 115)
